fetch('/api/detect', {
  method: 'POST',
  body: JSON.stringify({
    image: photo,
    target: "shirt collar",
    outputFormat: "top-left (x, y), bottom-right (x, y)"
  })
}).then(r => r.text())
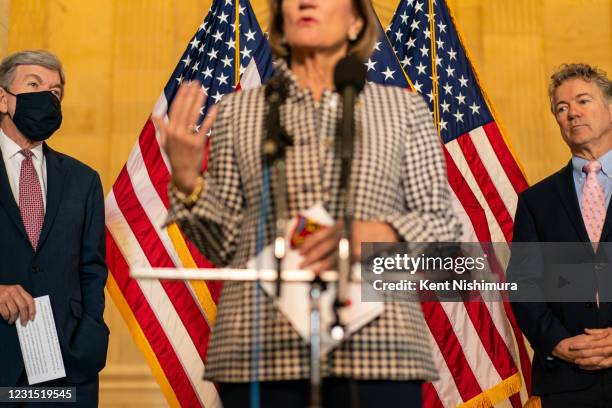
top-left (0, 129), bottom-right (44, 161)
top-left (572, 149), bottom-right (612, 179)
top-left (0, 128), bottom-right (23, 160)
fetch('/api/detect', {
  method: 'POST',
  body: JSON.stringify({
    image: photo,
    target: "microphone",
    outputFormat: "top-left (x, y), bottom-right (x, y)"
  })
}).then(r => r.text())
top-left (334, 54), bottom-right (367, 97)
top-left (332, 55), bottom-right (366, 340)
top-left (263, 75), bottom-right (290, 162)
top-left (334, 54), bottom-right (366, 169)
top-left (265, 73), bottom-right (289, 102)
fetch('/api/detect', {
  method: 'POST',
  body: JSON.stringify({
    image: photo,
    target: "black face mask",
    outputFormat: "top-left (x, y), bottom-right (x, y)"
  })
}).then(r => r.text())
top-left (5, 90), bottom-right (62, 142)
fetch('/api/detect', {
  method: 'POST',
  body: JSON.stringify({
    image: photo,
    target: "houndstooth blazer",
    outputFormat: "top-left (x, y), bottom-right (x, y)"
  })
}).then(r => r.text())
top-left (167, 61), bottom-right (461, 383)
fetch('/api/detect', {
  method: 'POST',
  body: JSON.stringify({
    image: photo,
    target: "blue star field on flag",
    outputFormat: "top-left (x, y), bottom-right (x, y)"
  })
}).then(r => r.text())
top-left (164, 0), bottom-right (273, 125)
top-left (385, 0), bottom-right (494, 143)
top-left (366, 20), bottom-right (411, 89)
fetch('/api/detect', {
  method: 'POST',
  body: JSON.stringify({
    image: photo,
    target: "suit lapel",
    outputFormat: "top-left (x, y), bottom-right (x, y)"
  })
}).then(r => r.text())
top-left (599, 194), bottom-right (612, 242)
top-left (36, 144), bottom-right (65, 251)
top-left (554, 161), bottom-right (590, 242)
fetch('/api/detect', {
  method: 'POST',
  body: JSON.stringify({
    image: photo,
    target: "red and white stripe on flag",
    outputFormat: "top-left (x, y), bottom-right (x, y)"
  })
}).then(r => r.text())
top-left (424, 121), bottom-right (531, 408)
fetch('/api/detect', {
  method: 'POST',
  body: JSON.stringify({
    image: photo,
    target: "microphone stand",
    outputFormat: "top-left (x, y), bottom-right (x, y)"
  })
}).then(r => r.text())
top-left (330, 55), bottom-right (366, 350)
top-left (322, 54), bottom-right (365, 408)
top-left (308, 278), bottom-right (324, 408)
top-left (263, 77), bottom-right (291, 298)
top-left (331, 84), bottom-right (358, 343)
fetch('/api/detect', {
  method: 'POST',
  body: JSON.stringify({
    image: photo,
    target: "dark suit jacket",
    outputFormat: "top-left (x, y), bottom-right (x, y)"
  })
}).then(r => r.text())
top-left (508, 161), bottom-right (612, 396)
top-left (0, 143), bottom-right (109, 386)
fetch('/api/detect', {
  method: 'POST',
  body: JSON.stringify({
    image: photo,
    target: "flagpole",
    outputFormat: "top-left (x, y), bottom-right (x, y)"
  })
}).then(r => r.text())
top-left (235, 0), bottom-right (241, 86)
top-left (428, 0), bottom-right (440, 136)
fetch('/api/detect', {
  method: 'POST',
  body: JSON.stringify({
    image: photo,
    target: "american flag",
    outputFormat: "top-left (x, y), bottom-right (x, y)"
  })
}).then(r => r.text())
top-left (106, 0), bottom-right (533, 406)
top-left (374, 0), bottom-right (532, 406)
top-left (105, 0), bottom-right (271, 407)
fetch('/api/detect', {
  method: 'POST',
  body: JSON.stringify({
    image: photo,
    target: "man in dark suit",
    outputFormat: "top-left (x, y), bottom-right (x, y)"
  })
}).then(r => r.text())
top-left (509, 63), bottom-right (612, 407)
top-left (0, 50), bottom-right (108, 406)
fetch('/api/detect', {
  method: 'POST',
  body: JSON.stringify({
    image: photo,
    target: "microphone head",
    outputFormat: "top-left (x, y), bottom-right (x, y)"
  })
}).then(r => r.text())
top-left (334, 54), bottom-right (367, 94)
top-left (265, 74), bottom-right (289, 103)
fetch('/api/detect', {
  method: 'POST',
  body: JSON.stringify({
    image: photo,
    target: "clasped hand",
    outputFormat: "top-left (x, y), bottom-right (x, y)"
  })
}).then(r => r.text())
top-left (553, 328), bottom-right (612, 370)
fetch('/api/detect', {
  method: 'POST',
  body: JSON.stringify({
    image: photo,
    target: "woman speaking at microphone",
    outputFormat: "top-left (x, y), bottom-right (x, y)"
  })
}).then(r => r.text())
top-left (153, 0), bottom-right (460, 406)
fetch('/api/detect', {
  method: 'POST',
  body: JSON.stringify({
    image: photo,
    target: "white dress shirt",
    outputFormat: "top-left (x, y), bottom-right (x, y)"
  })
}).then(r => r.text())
top-left (0, 128), bottom-right (47, 209)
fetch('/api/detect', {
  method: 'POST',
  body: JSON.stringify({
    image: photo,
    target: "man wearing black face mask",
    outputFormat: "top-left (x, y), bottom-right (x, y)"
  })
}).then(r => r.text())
top-left (0, 50), bottom-right (108, 407)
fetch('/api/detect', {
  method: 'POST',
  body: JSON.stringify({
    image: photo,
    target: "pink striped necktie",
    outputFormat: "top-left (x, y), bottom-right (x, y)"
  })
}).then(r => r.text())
top-left (18, 149), bottom-right (45, 250)
top-left (581, 160), bottom-right (606, 246)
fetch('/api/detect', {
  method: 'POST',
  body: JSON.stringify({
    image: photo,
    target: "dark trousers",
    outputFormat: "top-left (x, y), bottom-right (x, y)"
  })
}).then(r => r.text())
top-left (218, 378), bottom-right (423, 408)
top-left (1, 372), bottom-right (99, 407)
top-left (540, 373), bottom-right (612, 408)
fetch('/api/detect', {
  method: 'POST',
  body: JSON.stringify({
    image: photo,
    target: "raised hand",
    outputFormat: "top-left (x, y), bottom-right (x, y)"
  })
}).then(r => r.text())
top-left (152, 81), bottom-right (218, 194)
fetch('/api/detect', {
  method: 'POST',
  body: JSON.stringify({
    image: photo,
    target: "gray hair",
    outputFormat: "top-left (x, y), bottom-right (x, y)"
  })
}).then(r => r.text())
top-left (548, 63), bottom-right (611, 113)
top-left (0, 50), bottom-right (65, 99)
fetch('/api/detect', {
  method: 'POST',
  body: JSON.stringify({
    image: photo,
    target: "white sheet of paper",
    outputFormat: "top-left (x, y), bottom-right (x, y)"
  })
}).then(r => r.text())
top-left (249, 204), bottom-right (384, 355)
top-left (15, 295), bottom-right (66, 385)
